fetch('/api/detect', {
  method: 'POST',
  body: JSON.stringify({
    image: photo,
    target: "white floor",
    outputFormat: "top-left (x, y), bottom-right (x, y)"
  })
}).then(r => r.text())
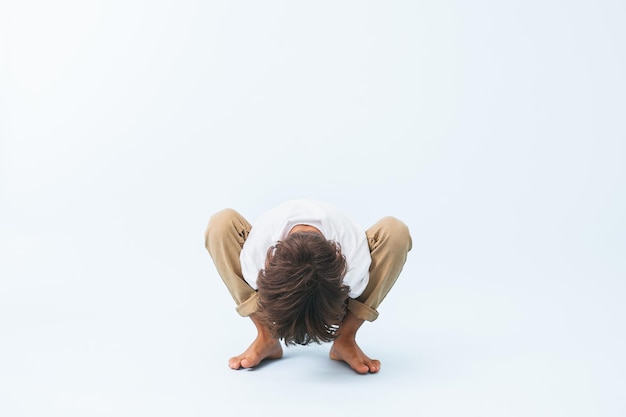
top-left (1, 1), bottom-right (625, 416)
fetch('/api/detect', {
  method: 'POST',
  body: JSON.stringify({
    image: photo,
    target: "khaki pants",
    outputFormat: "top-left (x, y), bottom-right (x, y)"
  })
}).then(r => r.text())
top-left (204, 209), bottom-right (412, 322)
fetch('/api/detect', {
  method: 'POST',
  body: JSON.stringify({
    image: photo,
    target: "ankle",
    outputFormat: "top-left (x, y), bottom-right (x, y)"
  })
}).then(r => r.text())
top-left (335, 330), bottom-right (357, 344)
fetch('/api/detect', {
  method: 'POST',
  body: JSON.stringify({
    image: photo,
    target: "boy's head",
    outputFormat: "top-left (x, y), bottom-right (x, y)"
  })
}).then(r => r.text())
top-left (256, 231), bottom-right (349, 345)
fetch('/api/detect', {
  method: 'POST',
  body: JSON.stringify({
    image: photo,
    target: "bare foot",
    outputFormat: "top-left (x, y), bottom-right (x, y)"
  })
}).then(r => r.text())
top-left (330, 339), bottom-right (381, 374)
top-left (228, 335), bottom-right (283, 370)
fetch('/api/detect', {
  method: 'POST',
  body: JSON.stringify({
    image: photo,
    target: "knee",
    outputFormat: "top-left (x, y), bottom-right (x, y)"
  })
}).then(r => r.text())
top-left (378, 216), bottom-right (412, 252)
top-left (204, 208), bottom-right (239, 244)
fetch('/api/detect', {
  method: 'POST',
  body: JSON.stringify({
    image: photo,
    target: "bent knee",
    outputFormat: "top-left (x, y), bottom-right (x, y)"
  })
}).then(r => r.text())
top-left (204, 208), bottom-right (240, 243)
top-left (209, 208), bottom-right (240, 226)
top-left (378, 216), bottom-right (412, 252)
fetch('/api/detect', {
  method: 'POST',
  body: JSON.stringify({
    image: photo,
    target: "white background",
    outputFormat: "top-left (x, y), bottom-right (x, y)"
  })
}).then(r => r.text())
top-left (1, 1), bottom-right (625, 416)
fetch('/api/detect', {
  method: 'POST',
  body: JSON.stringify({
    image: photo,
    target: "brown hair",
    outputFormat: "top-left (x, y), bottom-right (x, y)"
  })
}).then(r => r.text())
top-left (256, 231), bottom-right (350, 345)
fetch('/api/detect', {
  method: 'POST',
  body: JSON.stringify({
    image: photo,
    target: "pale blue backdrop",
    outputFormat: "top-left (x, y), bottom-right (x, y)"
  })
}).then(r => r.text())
top-left (1, 1), bottom-right (624, 416)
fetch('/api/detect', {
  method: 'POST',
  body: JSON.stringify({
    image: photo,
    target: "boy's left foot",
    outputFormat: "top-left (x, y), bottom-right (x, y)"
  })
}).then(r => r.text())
top-left (329, 339), bottom-right (381, 374)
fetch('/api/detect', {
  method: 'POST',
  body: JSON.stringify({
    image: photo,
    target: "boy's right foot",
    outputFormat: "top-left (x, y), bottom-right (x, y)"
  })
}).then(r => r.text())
top-left (228, 336), bottom-right (283, 369)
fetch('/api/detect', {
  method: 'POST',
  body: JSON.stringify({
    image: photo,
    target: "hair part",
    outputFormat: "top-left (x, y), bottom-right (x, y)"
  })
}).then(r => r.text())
top-left (256, 232), bottom-right (350, 345)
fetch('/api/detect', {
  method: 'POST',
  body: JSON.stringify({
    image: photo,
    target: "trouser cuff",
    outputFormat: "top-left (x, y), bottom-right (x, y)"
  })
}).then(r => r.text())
top-left (235, 292), bottom-right (259, 317)
top-left (347, 299), bottom-right (379, 322)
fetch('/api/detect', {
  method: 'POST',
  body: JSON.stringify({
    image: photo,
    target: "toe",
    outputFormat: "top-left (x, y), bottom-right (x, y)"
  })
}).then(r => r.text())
top-left (240, 355), bottom-right (259, 369)
top-left (354, 363), bottom-right (369, 374)
top-left (228, 357), bottom-right (242, 370)
top-left (368, 360), bottom-right (381, 373)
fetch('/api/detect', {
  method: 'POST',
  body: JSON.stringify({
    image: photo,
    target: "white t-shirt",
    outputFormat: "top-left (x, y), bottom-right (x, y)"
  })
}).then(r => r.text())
top-left (240, 199), bottom-right (371, 298)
